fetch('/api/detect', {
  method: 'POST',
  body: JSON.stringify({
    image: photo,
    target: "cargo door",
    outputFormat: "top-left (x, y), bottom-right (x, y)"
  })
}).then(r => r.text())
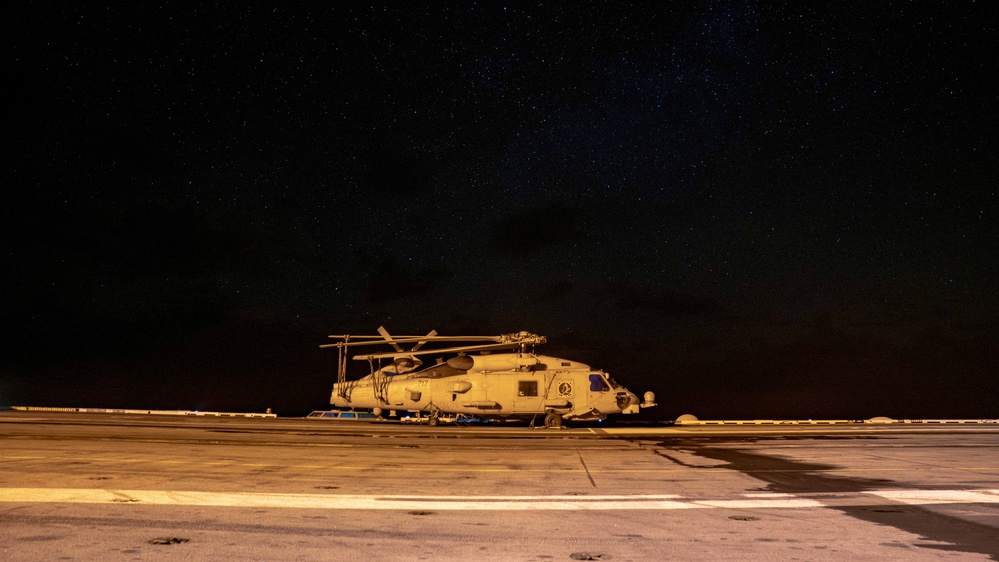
top-left (512, 375), bottom-right (543, 414)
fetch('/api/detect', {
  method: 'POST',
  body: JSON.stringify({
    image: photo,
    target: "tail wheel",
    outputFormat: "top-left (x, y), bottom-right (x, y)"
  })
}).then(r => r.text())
top-left (544, 412), bottom-right (562, 429)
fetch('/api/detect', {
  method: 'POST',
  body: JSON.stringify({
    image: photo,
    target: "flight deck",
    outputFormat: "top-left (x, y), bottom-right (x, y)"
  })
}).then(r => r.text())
top-left (1, 410), bottom-right (997, 560)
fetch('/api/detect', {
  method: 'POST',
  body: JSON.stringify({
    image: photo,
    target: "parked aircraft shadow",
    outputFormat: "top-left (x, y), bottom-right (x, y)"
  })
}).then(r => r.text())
top-left (655, 437), bottom-right (999, 560)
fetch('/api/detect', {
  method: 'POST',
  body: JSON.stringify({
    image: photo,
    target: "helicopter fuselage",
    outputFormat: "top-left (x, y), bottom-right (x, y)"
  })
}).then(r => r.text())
top-left (330, 352), bottom-right (643, 423)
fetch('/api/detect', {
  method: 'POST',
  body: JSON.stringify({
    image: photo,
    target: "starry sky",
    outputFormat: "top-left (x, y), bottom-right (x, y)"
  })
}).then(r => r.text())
top-left (4, 2), bottom-right (996, 419)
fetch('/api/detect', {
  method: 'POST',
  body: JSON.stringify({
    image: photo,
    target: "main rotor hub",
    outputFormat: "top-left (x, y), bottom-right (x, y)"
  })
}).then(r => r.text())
top-left (499, 331), bottom-right (546, 345)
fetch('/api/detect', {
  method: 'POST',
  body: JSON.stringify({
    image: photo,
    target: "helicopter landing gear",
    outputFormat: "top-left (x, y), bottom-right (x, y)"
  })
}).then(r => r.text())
top-left (426, 405), bottom-right (441, 427)
top-left (543, 412), bottom-right (563, 429)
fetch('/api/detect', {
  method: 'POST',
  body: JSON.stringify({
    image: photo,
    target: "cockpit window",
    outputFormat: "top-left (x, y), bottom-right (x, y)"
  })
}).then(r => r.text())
top-left (589, 374), bottom-right (609, 392)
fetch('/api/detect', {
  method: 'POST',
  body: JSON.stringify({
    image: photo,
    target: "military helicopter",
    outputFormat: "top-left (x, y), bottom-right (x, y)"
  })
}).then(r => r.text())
top-left (320, 327), bottom-right (656, 428)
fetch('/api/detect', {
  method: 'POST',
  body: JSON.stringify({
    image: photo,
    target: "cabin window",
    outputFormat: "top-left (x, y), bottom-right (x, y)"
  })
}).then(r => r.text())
top-left (589, 374), bottom-right (609, 392)
top-left (518, 380), bottom-right (538, 397)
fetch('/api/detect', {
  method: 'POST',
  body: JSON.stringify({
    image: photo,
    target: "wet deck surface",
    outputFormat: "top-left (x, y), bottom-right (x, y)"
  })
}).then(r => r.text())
top-left (2, 412), bottom-right (998, 560)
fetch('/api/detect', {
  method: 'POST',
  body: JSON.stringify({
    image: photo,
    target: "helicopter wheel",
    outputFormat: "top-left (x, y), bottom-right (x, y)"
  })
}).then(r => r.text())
top-left (543, 412), bottom-right (562, 429)
top-left (428, 414), bottom-right (439, 427)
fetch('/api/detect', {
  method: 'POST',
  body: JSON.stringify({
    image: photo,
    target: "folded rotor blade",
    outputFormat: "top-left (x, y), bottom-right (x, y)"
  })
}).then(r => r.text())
top-left (352, 342), bottom-right (521, 361)
top-left (322, 335), bottom-right (502, 348)
top-left (410, 329), bottom-right (438, 352)
top-left (378, 326), bottom-right (405, 353)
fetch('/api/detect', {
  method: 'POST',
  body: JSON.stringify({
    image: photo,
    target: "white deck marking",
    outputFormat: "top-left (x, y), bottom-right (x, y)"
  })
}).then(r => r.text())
top-left (868, 489), bottom-right (999, 505)
top-left (1, 488), bottom-right (997, 510)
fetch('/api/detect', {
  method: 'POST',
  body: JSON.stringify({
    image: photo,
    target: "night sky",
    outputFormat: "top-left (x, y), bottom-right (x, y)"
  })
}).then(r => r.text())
top-left (4, 3), bottom-right (996, 420)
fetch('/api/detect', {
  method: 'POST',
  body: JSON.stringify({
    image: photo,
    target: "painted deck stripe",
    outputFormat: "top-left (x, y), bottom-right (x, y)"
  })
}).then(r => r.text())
top-left (868, 489), bottom-right (999, 504)
top-left (0, 488), bottom-right (996, 510)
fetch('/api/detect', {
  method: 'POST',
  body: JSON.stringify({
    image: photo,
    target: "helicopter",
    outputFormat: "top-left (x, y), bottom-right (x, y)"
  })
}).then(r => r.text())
top-left (320, 327), bottom-right (656, 428)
